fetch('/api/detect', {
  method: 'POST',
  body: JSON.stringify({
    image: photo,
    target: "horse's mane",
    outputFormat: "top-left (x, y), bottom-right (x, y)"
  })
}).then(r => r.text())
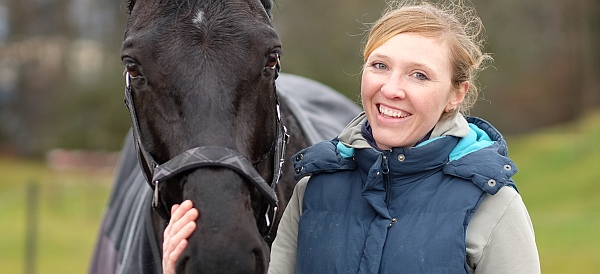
top-left (125, 0), bottom-right (274, 17)
top-left (125, 0), bottom-right (135, 14)
top-left (260, 0), bottom-right (273, 14)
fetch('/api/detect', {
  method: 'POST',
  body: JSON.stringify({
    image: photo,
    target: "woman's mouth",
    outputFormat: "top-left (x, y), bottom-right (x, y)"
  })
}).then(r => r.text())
top-left (378, 104), bottom-right (410, 118)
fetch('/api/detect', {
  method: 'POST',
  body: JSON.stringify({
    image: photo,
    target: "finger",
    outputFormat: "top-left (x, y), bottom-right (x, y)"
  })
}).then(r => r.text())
top-left (163, 239), bottom-right (187, 274)
top-left (166, 207), bottom-right (198, 242)
top-left (171, 200), bottom-right (193, 224)
top-left (174, 220), bottom-right (197, 244)
top-left (171, 203), bottom-right (180, 216)
top-left (165, 213), bottom-right (197, 254)
top-left (163, 221), bottom-right (196, 270)
top-left (163, 203), bottom-right (198, 255)
top-left (164, 204), bottom-right (180, 238)
top-left (170, 239), bottom-right (188, 264)
top-left (164, 201), bottom-right (194, 240)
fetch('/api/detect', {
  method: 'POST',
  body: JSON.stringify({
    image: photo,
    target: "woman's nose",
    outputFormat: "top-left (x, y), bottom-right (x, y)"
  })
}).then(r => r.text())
top-left (380, 76), bottom-right (406, 99)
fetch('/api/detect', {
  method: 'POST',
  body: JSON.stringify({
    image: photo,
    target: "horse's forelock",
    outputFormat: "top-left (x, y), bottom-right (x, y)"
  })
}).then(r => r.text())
top-left (261, 0), bottom-right (273, 16)
top-left (126, 0), bottom-right (272, 15)
top-left (125, 0), bottom-right (135, 14)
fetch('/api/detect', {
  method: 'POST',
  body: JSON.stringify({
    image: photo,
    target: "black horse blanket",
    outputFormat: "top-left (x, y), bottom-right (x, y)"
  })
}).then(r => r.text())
top-left (88, 73), bottom-right (361, 274)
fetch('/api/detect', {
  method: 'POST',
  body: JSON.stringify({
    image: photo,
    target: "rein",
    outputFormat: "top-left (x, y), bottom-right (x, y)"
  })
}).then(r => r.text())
top-left (123, 72), bottom-right (288, 238)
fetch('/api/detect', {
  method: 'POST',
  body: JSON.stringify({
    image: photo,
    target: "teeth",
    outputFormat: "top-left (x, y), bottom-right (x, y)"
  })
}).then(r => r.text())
top-left (379, 105), bottom-right (409, 118)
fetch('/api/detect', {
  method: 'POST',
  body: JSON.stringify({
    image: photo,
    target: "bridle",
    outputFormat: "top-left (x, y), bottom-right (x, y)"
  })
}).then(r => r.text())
top-left (123, 68), bottom-right (288, 238)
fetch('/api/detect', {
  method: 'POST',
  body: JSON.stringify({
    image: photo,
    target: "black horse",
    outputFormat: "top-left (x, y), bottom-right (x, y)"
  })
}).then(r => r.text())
top-left (89, 0), bottom-right (359, 273)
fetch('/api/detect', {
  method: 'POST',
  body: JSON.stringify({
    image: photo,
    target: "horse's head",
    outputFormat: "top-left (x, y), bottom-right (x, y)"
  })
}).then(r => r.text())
top-left (122, 0), bottom-right (282, 272)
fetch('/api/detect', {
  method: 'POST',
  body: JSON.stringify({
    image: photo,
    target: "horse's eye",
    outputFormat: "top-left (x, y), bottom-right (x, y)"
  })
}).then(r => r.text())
top-left (125, 63), bottom-right (142, 78)
top-left (266, 52), bottom-right (280, 70)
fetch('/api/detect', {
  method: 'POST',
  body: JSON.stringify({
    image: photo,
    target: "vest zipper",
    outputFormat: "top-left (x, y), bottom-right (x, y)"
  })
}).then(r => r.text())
top-left (381, 154), bottom-right (391, 205)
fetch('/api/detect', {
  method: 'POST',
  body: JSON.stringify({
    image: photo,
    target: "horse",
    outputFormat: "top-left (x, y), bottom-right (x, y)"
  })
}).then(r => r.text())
top-left (89, 0), bottom-right (360, 273)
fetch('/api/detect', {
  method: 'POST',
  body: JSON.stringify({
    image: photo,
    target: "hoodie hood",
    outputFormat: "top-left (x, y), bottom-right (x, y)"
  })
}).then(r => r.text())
top-left (336, 113), bottom-right (517, 195)
top-left (442, 116), bottom-right (518, 194)
top-left (337, 112), bottom-right (471, 149)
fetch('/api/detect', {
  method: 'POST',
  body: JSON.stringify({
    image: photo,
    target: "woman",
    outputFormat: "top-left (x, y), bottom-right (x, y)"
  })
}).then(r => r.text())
top-left (163, 1), bottom-right (541, 273)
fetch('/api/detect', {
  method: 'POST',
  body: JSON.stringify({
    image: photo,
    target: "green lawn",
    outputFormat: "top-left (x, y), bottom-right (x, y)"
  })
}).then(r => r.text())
top-left (506, 110), bottom-right (600, 273)
top-left (0, 156), bottom-right (112, 274)
top-left (1, 110), bottom-right (600, 273)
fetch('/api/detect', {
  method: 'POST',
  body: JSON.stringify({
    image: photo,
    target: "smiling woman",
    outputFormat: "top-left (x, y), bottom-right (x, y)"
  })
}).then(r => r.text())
top-left (361, 33), bottom-right (465, 149)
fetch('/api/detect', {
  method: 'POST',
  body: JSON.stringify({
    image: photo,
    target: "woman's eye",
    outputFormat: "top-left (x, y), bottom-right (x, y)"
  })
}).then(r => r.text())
top-left (373, 62), bottom-right (387, 69)
top-left (413, 72), bottom-right (429, 81)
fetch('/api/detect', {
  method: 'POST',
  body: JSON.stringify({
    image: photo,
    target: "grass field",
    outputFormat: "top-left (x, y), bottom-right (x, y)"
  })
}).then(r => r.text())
top-left (0, 157), bottom-right (113, 274)
top-left (506, 110), bottom-right (600, 273)
top-left (1, 110), bottom-right (600, 273)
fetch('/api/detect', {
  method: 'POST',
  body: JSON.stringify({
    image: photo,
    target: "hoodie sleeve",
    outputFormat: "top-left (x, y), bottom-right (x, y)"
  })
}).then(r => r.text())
top-left (268, 177), bottom-right (308, 274)
top-left (466, 186), bottom-right (541, 274)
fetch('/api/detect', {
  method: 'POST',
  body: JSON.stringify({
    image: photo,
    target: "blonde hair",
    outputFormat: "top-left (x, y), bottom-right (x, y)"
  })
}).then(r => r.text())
top-left (363, 0), bottom-right (492, 116)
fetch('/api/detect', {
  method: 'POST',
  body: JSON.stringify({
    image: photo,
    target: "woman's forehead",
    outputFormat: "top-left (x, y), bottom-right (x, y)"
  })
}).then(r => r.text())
top-left (370, 33), bottom-right (452, 71)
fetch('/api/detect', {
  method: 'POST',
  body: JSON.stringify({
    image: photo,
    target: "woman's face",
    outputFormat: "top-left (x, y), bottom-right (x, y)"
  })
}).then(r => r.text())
top-left (361, 32), bottom-right (467, 149)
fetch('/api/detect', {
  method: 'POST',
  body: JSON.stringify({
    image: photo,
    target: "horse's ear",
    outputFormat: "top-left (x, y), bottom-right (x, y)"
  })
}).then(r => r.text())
top-left (261, 0), bottom-right (273, 17)
top-left (126, 0), bottom-right (136, 14)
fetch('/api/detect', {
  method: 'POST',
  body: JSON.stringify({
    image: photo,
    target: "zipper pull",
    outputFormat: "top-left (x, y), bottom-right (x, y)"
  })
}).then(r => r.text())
top-left (381, 155), bottom-right (389, 175)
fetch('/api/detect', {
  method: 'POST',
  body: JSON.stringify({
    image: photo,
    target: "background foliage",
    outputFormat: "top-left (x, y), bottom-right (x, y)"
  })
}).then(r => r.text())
top-left (0, 0), bottom-right (598, 156)
top-left (270, 0), bottom-right (600, 132)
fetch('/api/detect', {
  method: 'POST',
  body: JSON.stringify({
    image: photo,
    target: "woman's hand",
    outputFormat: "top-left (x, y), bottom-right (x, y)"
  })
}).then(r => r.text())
top-left (162, 200), bottom-right (199, 274)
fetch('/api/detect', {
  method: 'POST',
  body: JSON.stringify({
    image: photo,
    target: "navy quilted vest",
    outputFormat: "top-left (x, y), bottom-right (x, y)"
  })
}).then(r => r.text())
top-left (294, 137), bottom-right (489, 274)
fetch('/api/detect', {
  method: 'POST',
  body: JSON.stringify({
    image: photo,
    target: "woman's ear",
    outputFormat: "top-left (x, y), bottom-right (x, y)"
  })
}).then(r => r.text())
top-left (446, 81), bottom-right (469, 112)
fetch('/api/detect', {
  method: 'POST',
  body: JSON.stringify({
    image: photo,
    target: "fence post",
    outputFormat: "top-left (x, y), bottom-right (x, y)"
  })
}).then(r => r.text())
top-left (25, 180), bottom-right (39, 274)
